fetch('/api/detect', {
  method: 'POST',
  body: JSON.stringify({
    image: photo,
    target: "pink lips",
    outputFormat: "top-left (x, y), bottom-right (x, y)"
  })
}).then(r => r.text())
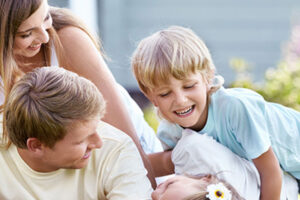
top-left (28, 44), bottom-right (41, 51)
top-left (174, 105), bottom-right (195, 118)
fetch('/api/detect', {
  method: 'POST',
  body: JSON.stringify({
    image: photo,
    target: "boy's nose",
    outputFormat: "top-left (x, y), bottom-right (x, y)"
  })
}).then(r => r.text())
top-left (174, 92), bottom-right (188, 104)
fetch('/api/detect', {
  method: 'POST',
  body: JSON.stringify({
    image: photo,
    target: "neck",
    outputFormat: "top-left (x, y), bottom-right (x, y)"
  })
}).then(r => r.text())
top-left (15, 47), bottom-right (46, 73)
top-left (17, 147), bottom-right (56, 173)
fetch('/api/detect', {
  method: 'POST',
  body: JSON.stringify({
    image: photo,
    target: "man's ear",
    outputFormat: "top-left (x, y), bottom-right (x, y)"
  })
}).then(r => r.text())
top-left (26, 138), bottom-right (43, 154)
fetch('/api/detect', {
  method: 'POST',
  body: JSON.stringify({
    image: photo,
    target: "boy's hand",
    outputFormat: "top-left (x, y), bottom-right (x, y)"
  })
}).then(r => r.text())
top-left (253, 147), bottom-right (282, 200)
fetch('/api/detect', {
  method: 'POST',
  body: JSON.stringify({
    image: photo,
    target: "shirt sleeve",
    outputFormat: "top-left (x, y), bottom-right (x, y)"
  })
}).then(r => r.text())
top-left (224, 93), bottom-right (271, 159)
top-left (102, 135), bottom-right (152, 200)
top-left (157, 120), bottom-right (183, 150)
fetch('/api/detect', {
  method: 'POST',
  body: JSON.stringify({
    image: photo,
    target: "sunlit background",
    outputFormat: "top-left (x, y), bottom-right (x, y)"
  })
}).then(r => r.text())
top-left (49, 0), bottom-right (300, 122)
top-left (49, 0), bottom-right (300, 86)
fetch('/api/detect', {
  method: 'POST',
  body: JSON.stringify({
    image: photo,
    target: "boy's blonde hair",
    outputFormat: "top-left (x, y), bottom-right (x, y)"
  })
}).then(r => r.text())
top-left (4, 66), bottom-right (106, 148)
top-left (132, 26), bottom-right (223, 95)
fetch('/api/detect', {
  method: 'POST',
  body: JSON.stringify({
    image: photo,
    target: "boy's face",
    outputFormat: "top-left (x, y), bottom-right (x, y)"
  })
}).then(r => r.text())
top-left (148, 72), bottom-right (209, 131)
top-left (40, 118), bottom-right (102, 171)
top-left (151, 175), bottom-right (207, 200)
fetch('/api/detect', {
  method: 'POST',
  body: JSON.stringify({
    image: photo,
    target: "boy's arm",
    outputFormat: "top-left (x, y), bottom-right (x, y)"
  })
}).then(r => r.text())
top-left (148, 151), bottom-right (174, 177)
top-left (252, 147), bottom-right (282, 200)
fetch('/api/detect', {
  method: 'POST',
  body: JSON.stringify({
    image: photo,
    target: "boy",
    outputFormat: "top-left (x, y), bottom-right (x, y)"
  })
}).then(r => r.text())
top-left (132, 26), bottom-right (300, 200)
top-left (0, 66), bottom-right (152, 199)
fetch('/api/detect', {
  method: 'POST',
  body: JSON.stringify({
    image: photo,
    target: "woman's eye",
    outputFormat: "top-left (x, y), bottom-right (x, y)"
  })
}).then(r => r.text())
top-left (20, 32), bottom-right (32, 38)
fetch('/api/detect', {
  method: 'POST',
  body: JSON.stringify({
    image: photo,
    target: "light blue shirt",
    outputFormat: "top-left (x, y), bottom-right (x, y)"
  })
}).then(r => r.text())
top-left (157, 87), bottom-right (300, 179)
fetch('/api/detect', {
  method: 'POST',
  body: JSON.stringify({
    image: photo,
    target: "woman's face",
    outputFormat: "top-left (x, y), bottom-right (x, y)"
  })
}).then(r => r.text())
top-left (152, 175), bottom-right (208, 200)
top-left (13, 0), bottom-right (52, 58)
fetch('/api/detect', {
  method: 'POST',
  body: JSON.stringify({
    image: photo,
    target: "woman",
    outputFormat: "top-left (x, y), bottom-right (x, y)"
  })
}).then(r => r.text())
top-left (0, 0), bottom-right (160, 187)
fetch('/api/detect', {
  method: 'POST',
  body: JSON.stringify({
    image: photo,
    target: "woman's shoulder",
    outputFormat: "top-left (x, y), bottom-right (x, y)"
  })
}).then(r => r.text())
top-left (57, 26), bottom-right (88, 44)
top-left (55, 25), bottom-right (101, 70)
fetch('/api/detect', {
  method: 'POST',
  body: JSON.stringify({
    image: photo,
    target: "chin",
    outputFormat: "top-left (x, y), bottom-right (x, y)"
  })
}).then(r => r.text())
top-left (177, 120), bottom-right (197, 128)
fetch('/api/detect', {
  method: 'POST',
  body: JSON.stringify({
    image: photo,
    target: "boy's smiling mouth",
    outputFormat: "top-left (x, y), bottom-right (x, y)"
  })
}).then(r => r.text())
top-left (174, 105), bottom-right (195, 116)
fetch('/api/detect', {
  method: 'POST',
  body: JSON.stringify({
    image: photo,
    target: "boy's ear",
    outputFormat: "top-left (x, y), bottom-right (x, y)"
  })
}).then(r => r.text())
top-left (26, 138), bottom-right (44, 154)
top-left (144, 92), bottom-right (158, 107)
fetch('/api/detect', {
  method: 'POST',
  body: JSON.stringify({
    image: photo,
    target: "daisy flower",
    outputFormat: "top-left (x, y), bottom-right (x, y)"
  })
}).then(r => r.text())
top-left (206, 182), bottom-right (232, 200)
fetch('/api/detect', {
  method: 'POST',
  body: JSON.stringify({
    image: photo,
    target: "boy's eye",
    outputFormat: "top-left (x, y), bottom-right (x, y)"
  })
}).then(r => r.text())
top-left (184, 83), bottom-right (196, 89)
top-left (159, 91), bottom-right (170, 97)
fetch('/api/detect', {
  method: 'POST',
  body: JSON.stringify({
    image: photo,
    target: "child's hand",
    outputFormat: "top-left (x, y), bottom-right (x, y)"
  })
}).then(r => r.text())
top-left (253, 147), bottom-right (282, 200)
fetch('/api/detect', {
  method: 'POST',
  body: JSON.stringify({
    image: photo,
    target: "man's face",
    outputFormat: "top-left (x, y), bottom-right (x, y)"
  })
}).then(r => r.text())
top-left (40, 118), bottom-right (102, 171)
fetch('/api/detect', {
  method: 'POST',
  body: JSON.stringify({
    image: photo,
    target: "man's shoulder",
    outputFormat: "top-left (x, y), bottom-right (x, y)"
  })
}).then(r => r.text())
top-left (97, 121), bottom-right (132, 145)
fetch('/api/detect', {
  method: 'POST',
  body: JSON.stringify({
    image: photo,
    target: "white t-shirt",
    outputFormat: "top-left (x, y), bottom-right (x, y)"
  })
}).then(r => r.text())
top-left (0, 120), bottom-right (153, 200)
top-left (172, 129), bottom-right (298, 200)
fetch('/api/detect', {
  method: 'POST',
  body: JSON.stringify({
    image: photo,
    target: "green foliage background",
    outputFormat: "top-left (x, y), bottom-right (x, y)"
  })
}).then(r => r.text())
top-left (230, 23), bottom-right (300, 111)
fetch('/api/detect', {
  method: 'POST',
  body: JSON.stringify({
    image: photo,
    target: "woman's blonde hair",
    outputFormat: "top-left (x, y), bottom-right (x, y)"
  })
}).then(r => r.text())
top-left (183, 174), bottom-right (244, 200)
top-left (4, 66), bottom-right (106, 148)
top-left (131, 26), bottom-right (223, 95)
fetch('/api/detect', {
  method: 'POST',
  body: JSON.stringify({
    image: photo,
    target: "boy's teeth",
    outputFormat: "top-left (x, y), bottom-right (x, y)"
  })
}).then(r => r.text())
top-left (175, 106), bottom-right (193, 115)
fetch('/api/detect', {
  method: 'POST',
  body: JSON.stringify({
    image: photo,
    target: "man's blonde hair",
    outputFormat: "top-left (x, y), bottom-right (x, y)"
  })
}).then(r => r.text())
top-left (132, 26), bottom-right (223, 95)
top-left (4, 66), bottom-right (106, 148)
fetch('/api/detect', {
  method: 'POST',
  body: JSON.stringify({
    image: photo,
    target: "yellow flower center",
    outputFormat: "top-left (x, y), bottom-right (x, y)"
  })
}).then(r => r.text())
top-left (215, 190), bottom-right (224, 198)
